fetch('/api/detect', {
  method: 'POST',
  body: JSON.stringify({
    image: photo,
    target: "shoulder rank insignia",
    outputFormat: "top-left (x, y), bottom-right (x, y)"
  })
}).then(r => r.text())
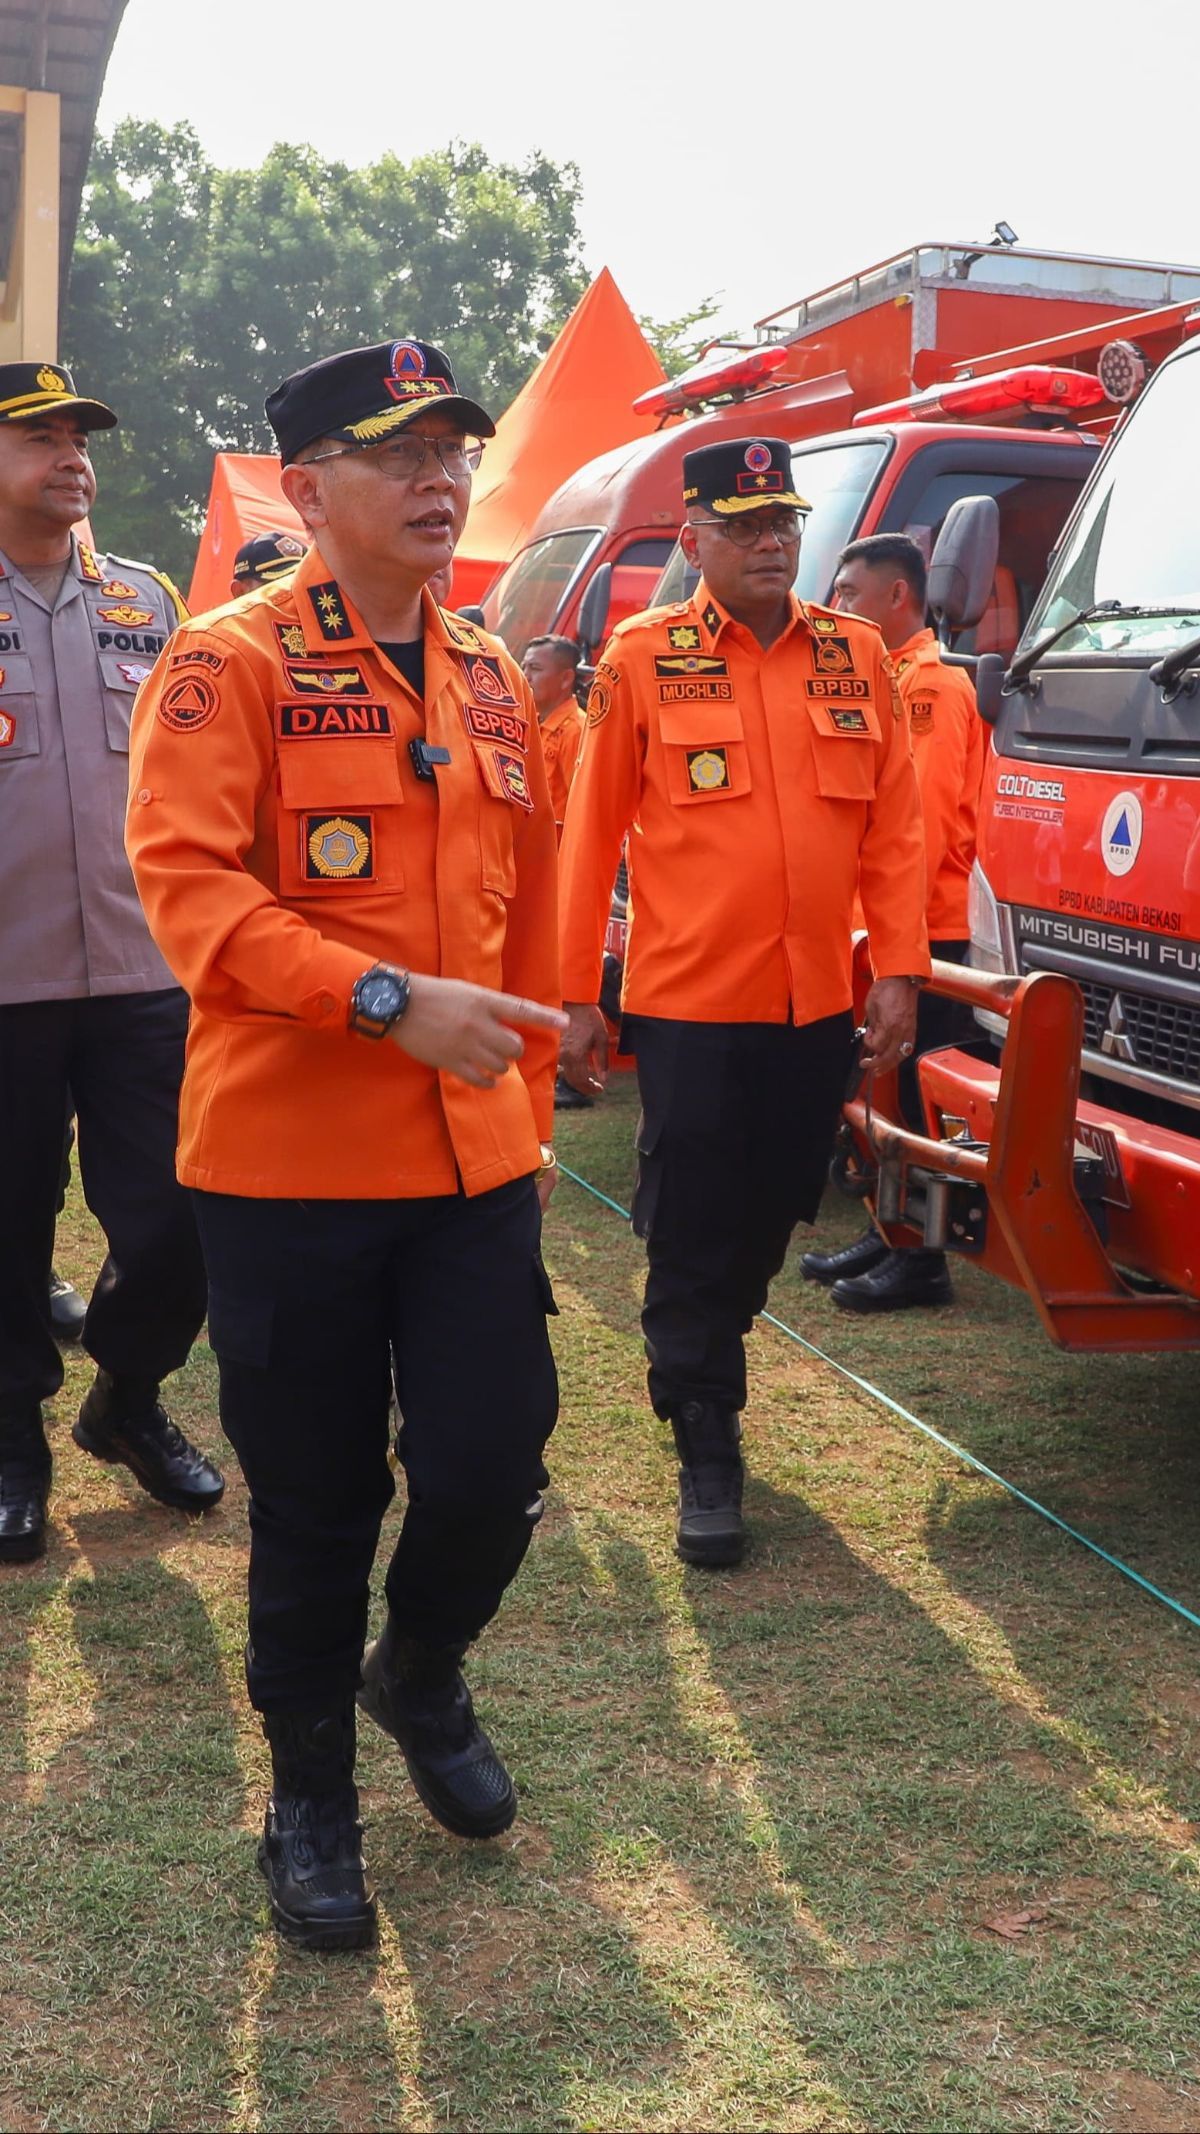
top-left (667, 623), bottom-right (702, 651)
top-left (701, 602), bottom-right (722, 638)
top-left (308, 581), bottom-right (354, 641)
top-left (77, 544), bottom-right (102, 583)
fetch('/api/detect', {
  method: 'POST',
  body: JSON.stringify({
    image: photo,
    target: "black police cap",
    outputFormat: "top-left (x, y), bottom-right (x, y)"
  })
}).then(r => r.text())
top-left (265, 339), bottom-right (495, 465)
top-left (232, 530), bottom-right (307, 584)
top-left (682, 437), bottom-right (811, 517)
top-left (0, 360), bottom-right (116, 431)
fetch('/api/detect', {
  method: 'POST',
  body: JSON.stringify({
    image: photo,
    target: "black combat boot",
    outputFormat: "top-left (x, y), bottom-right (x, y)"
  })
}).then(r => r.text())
top-left (800, 1228), bottom-right (889, 1286)
top-left (358, 1622), bottom-right (516, 1840)
top-left (830, 1247), bottom-right (953, 1313)
top-left (259, 1703), bottom-right (377, 1951)
top-left (48, 1270), bottom-right (87, 1343)
top-left (671, 1400), bottom-right (745, 1568)
top-left (73, 1370), bottom-right (225, 1511)
top-left (0, 1403), bottom-right (51, 1565)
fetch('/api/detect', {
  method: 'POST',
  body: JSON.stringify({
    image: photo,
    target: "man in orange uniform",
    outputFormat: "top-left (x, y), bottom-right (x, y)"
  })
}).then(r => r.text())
top-left (558, 439), bottom-right (929, 1568)
top-left (802, 532), bottom-right (985, 1310)
top-left (127, 339), bottom-right (566, 1953)
top-left (522, 635), bottom-right (585, 828)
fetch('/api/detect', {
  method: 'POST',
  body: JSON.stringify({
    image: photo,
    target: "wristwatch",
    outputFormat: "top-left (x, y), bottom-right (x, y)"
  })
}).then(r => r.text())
top-left (348, 963), bottom-right (411, 1039)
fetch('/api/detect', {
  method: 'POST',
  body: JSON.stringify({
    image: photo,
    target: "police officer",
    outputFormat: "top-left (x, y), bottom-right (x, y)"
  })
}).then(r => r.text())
top-left (0, 361), bottom-right (223, 1565)
top-left (229, 528), bottom-right (307, 599)
top-left (558, 439), bottom-right (929, 1569)
top-left (127, 339), bottom-right (566, 1953)
top-left (802, 532), bottom-right (984, 1311)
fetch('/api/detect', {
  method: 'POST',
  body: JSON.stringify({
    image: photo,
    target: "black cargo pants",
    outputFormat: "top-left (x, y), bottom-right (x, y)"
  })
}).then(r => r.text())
top-left (0, 989), bottom-right (207, 1422)
top-left (623, 1011), bottom-right (853, 1418)
top-left (193, 1175), bottom-right (559, 1712)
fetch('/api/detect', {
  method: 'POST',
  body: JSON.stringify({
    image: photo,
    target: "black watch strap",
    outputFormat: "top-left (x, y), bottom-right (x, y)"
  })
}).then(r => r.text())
top-left (349, 963), bottom-right (412, 1040)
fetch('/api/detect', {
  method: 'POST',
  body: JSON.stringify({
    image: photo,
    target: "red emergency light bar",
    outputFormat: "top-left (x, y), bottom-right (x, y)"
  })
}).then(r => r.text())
top-left (852, 364), bottom-right (1109, 427)
top-left (633, 343), bottom-right (789, 418)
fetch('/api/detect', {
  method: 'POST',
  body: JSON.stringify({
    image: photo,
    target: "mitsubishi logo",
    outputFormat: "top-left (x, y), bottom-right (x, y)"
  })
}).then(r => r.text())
top-left (1100, 993), bottom-right (1137, 1064)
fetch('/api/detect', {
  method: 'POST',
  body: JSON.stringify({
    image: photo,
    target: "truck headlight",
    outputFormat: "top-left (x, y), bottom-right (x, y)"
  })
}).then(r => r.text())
top-left (967, 860), bottom-right (1014, 1040)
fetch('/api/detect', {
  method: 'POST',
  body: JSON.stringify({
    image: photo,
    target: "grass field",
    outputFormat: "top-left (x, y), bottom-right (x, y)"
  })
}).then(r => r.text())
top-left (2, 1076), bottom-right (1199, 2133)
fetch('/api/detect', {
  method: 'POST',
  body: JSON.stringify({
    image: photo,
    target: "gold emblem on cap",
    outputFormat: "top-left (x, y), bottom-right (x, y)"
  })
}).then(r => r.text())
top-left (36, 367), bottom-right (67, 394)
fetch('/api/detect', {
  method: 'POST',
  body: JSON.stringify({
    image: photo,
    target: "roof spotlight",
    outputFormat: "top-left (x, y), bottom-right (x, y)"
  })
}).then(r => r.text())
top-left (991, 221), bottom-right (1019, 247)
top-left (1097, 339), bottom-right (1150, 405)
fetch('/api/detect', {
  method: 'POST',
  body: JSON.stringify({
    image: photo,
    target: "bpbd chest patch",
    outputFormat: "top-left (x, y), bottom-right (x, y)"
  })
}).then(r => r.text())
top-left (463, 702), bottom-right (528, 749)
top-left (813, 634), bottom-right (856, 676)
top-left (452, 651), bottom-right (517, 707)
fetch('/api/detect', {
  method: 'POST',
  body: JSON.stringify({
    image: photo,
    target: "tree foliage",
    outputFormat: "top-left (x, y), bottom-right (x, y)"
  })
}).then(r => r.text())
top-left (63, 123), bottom-right (590, 581)
top-left (639, 295), bottom-right (727, 378)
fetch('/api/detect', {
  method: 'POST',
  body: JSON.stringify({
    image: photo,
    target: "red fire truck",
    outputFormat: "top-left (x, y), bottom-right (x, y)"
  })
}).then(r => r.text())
top-left (480, 244), bottom-right (1200, 662)
top-left (840, 299), bottom-right (1200, 1349)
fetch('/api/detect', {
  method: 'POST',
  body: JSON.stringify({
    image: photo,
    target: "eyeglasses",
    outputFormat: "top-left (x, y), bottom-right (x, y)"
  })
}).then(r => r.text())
top-left (691, 510), bottom-right (805, 549)
top-left (306, 433), bottom-right (485, 479)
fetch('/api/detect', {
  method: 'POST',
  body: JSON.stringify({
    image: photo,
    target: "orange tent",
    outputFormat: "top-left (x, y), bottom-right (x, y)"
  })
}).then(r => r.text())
top-left (187, 453), bottom-right (305, 617)
top-left (449, 268), bottom-right (667, 607)
top-left (185, 270), bottom-right (665, 616)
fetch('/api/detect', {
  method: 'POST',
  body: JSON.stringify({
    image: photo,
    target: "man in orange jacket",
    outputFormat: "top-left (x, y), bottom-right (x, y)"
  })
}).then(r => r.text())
top-left (127, 339), bottom-right (566, 1953)
top-left (558, 439), bottom-right (929, 1569)
top-left (802, 531), bottom-right (984, 1311)
top-left (522, 634), bottom-right (585, 829)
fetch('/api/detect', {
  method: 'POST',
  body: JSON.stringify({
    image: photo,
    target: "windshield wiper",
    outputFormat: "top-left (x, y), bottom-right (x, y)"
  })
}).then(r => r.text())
top-left (1150, 631), bottom-right (1200, 694)
top-left (1007, 600), bottom-right (1125, 689)
top-left (1009, 602), bottom-right (1200, 690)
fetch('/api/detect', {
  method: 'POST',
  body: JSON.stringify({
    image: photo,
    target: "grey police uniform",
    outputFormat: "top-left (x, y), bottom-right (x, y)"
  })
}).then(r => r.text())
top-left (0, 533), bottom-right (208, 1420)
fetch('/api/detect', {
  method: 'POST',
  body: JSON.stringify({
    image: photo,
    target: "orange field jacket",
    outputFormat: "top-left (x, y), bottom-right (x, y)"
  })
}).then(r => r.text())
top-left (558, 584), bottom-right (929, 1023)
top-left (126, 545), bottom-right (560, 1198)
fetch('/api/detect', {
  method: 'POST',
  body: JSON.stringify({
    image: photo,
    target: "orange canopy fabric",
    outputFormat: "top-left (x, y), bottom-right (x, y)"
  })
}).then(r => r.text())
top-left (187, 453), bottom-right (306, 618)
top-left (449, 268), bottom-right (667, 607)
top-left (186, 271), bottom-right (664, 617)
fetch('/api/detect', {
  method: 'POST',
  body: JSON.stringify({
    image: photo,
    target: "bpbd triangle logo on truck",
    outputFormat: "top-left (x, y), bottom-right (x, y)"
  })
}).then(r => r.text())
top-left (1101, 791), bottom-right (1143, 877)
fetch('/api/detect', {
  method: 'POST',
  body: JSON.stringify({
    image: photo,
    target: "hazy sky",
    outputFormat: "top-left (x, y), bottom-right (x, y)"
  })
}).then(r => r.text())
top-left (98, 0), bottom-right (1197, 340)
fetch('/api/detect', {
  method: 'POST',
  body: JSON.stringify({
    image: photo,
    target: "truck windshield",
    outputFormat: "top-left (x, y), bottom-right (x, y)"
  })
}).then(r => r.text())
top-left (1026, 347), bottom-right (1200, 656)
top-left (482, 528), bottom-right (601, 657)
top-left (653, 437), bottom-right (889, 606)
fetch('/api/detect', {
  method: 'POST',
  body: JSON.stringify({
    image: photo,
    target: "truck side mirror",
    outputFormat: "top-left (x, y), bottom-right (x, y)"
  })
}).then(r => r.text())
top-left (928, 495), bottom-right (1001, 634)
top-left (974, 652), bottom-right (1005, 726)
top-left (455, 603), bottom-right (486, 627)
top-left (577, 563), bottom-right (613, 659)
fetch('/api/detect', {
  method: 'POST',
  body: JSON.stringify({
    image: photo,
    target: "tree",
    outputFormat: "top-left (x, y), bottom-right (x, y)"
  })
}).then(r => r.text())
top-left (63, 123), bottom-right (589, 583)
top-left (639, 296), bottom-right (728, 378)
